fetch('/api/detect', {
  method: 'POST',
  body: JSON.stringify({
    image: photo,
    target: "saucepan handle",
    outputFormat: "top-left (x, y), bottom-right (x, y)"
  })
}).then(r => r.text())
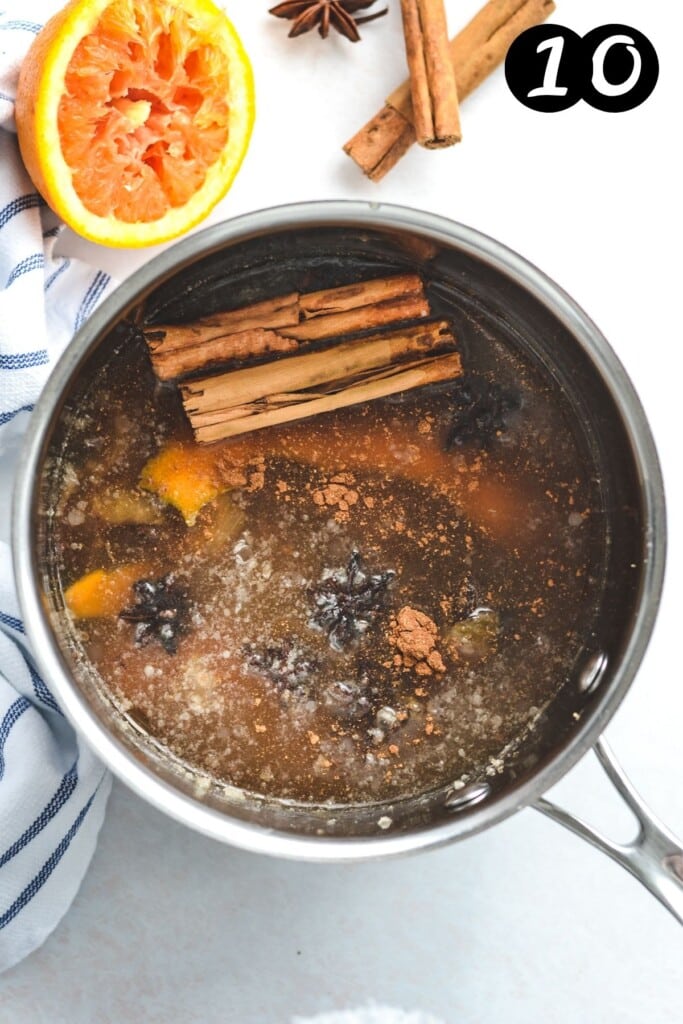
top-left (533, 739), bottom-right (683, 925)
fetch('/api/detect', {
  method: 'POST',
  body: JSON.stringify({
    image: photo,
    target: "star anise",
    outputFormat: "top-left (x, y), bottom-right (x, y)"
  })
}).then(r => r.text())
top-left (269, 0), bottom-right (388, 42)
top-left (445, 374), bottom-right (521, 451)
top-left (119, 574), bottom-right (189, 654)
top-left (244, 638), bottom-right (319, 695)
top-left (309, 550), bottom-right (395, 650)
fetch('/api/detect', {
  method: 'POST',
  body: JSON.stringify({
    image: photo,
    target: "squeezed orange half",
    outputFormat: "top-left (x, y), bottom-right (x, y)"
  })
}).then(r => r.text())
top-left (16, 0), bottom-right (254, 246)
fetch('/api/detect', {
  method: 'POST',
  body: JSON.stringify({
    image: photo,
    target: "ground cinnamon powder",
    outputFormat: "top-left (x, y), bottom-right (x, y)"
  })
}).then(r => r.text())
top-left (388, 605), bottom-right (446, 676)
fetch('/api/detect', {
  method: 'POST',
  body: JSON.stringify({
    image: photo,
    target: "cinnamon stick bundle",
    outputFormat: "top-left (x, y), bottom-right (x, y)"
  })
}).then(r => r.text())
top-left (344, 0), bottom-right (556, 181)
top-left (145, 274), bottom-right (429, 381)
top-left (182, 321), bottom-right (461, 443)
top-left (400, 0), bottom-right (461, 148)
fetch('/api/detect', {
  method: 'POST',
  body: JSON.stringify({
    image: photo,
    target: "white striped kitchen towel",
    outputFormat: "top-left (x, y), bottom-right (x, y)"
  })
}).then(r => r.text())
top-left (0, 2), bottom-right (116, 974)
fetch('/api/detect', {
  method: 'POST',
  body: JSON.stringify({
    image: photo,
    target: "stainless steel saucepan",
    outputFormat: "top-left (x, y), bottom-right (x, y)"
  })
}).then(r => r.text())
top-left (11, 201), bottom-right (682, 923)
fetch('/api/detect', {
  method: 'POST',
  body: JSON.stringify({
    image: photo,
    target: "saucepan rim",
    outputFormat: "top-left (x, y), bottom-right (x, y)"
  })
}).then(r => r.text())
top-left (11, 200), bottom-right (667, 861)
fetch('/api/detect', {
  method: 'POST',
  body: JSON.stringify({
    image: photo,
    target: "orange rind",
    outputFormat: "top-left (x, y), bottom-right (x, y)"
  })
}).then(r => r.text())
top-left (15, 0), bottom-right (254, 247)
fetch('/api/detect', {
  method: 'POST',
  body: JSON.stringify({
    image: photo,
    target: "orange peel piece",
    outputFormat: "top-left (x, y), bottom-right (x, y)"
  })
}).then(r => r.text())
top-left (140, 440), bottom-right (229, 525)
top-left (64, 563), bottom-right (147, 618)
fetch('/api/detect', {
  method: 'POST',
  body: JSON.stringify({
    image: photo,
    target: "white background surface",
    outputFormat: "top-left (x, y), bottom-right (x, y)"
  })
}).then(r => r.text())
top-left (1, 0), bottom-right (682, 1020)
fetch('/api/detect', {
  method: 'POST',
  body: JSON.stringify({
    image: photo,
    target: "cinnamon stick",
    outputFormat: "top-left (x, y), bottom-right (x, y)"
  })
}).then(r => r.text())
top-left (181, 320), bottom-right (459, 442)
top-left (344, 0), bottom-right (556, 181)
top-left (300, 275), bottom-right (424, 317)
top-left (400, 0), bottom-right (461, 148)
top-left (188, 354), bottom-right (453, 427)
top-left (145, 274), bottom-right (429, 380)
top-left (190, 352), bottom-right (463, 443)
top-left (287, 293), bottom-right (430, 341)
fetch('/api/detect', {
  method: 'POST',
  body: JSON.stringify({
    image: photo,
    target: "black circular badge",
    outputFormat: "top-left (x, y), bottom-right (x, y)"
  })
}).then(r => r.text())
top-left (581, 24), bottom-right (659, 112)
top-left (505, 23), bottom-right (659, 113)
top-left (505, 25), bottom-right (585, 112)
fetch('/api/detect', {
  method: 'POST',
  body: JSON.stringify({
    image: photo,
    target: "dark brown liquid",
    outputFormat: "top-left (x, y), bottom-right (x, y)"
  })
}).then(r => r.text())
top-left (52, 328), bottom-right (604, 805)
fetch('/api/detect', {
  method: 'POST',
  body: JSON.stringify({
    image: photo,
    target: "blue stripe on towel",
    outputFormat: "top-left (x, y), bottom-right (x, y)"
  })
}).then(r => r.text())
top-left (0, 611), bottom-right (24, 634)
top-left (0, 350), bottom-right (49, 370)
top-left (0, 778), bottom-right (104, 930)
top-left (0, 194), bottom-right (44, 231)
top-left (6, 252), bottom-right (45, 287)
top-left (0, 761), bottom-right (78, 868)
top-left (0, 697), bottom-right (31, 781)
top-left (74, 271), bottom-right (110, 332)
top-left (0, 405), bottom-right (34, 427)
top-left (0, 20), bottom-right (41, 32)
top-left (44, 258), bottom-right (71, 292)
top-left (26, 660), bottom-right (62, 716)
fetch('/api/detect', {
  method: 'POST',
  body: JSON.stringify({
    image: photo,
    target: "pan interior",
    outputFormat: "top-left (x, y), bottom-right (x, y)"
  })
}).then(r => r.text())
top-left (34, 222), bottom-right (647, 840)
